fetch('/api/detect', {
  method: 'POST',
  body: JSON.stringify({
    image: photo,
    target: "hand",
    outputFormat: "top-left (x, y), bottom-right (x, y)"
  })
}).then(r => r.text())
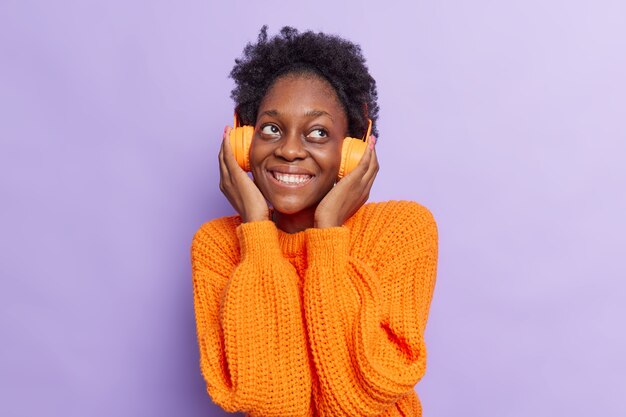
top-left (218, 126), bottom-right (269, 223)
top-left (314, 136), bottom-right (379, 228)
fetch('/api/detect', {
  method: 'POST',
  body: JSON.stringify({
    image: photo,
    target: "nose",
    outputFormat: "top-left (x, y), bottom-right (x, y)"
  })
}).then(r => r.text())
top-left (274, 132), bottom-right (307, 161)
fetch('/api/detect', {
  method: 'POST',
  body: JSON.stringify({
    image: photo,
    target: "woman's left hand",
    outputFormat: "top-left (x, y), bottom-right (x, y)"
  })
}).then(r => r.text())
top-left (314, 137), bottom-right (379, 228)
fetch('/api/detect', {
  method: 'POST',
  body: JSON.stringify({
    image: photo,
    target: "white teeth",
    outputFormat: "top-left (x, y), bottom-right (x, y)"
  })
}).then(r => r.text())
top-left (272, 172), bottom-right (312, 185)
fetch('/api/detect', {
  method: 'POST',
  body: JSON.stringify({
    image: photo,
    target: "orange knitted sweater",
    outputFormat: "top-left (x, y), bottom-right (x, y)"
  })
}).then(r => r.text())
top-left (190, 200), bottom-right (438, 417)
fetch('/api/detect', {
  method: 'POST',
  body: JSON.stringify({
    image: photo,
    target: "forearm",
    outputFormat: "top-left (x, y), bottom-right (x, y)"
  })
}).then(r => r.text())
top-left (192, 220), bottom-right (311, 416)
top-left (303, 226), bottom-right (433, 415)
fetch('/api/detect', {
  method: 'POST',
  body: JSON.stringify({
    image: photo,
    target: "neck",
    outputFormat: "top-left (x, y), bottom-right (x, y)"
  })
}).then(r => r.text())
top-left (272, 207), bottom-right (316, 234)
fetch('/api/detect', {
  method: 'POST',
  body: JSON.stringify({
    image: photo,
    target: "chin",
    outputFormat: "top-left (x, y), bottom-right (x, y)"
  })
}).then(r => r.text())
top-left (271, 201), bottom-right (311, 216)
top-left (268, 192), bottom-right (319, 215)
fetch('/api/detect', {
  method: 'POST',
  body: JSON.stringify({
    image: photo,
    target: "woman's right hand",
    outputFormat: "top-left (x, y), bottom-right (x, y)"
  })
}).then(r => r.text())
top-left (218, 126), bottom-right (269, 223)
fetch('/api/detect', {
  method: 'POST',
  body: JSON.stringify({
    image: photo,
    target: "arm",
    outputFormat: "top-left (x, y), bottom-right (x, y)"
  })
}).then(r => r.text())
top-left (303, 203), bottom-right (438, 416)
top-left (191, 219), bottom-right (311, 416)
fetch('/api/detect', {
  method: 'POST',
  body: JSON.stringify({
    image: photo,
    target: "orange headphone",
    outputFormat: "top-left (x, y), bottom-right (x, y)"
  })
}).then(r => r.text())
top-left (229, 114), bottom-right (373, 179)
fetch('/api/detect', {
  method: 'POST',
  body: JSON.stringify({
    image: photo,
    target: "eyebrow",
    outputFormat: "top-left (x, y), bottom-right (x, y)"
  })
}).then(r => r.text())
top-left (305, 109), bottom-right (334, 121)
top-left (259, 109), bottom-right (334, 121)
top-left (260, 110), bottom-right (280, 118)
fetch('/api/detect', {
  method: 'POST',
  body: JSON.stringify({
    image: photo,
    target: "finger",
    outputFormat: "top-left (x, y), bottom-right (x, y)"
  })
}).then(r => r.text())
top-left (359, 150), bottom-right (377, 195)
top-left (218, 128), bottom-right (225, 164)
top-left (218, 131), bottom-right (231, 182)
top-left (363, 140), bottom-right (379, 180)
top-left (354, 136), bottom-right (377, 185)
top-left (219, 149), bottom-right (229, 182)
top-left (356, 139), bottom-right (378, 200)
top-left (362, 164), bottom-right (377, 198)
top-left (356, 138), bottom-right (374, 174)
top-left (222, 126), bottom-right (236, 160)
top-left (221, 126), bottom-right (239, 175)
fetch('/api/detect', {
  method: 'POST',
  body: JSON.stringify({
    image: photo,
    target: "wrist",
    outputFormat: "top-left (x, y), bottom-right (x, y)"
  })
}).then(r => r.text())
top-left (242, 209), bottom-right (270, 223)
top-left (236, 220), bottom-right (282, 259)
top-left (314, 215), bottom-right (340, 229)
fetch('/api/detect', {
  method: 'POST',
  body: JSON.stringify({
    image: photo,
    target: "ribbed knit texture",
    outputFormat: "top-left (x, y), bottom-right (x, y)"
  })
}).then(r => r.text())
top-left (190, 200), bottom-right (438, 417)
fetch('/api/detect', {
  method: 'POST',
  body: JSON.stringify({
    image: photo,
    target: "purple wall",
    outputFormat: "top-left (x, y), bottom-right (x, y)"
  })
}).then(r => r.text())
top-left (2, 1), bottom-right (625, 416)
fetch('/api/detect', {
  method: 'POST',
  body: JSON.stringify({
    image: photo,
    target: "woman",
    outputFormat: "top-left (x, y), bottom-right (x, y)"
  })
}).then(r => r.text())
top-left (191, 26), bottom-right (438, 417)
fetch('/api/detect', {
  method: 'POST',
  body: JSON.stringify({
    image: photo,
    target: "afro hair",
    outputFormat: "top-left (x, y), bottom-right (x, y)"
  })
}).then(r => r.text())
top-left (229, 26), bottom-right (379, 138)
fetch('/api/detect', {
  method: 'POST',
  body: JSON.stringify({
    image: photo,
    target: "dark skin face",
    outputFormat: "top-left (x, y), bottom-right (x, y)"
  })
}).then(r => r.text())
top-left (218, 73), bottom-right (378, 234)
top-left (249, 74), bottom-right (348, 232)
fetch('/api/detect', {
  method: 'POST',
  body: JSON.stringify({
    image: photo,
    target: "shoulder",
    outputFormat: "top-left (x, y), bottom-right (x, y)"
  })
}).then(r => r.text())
top-left (191, 214), bottom-right (242, 266)
top-left (347, 200), bottom-right (438, 252)
top-left (350, 200), bottom-right (437, 234)
top-left (192, 214), bottom-right (241, 244)
top-left (358, 200), bottom-right (435, 223)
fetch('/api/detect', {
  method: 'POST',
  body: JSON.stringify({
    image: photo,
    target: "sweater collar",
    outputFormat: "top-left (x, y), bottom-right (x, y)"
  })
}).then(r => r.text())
top-left (276, 228), bottom-right (307, 257)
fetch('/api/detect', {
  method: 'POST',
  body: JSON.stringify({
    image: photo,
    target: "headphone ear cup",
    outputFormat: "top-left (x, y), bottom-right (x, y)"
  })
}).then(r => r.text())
top-left (229, 126), bottom-right (254, 171)
top-left (338, 137), bottom-right (368, 179)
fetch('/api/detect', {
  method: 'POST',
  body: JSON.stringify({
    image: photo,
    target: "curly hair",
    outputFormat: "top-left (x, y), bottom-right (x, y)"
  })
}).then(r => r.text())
top-left (229, 26), bottom-right (379, 138)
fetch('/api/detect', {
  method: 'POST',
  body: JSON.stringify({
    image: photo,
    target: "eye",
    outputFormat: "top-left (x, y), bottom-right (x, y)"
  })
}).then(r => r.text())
top-left (260, 124), bottom-right (280, 136)
top-left (307, 128), bottom-right (328, 140)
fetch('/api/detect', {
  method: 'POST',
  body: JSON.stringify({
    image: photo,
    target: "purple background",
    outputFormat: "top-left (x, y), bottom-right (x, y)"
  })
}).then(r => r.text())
top-left (2, 1), bottom-right (625, 416)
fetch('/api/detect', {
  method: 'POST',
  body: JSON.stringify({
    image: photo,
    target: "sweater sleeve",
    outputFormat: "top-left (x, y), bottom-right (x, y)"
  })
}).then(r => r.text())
top-left (191, 219), bottom-right (312, 417)
top-left (302, 203), bottom-right (438, 416)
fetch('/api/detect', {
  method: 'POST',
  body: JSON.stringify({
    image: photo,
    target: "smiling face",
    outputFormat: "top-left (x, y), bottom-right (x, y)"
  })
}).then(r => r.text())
top-left (249, 73), bottom-right (349, 216)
